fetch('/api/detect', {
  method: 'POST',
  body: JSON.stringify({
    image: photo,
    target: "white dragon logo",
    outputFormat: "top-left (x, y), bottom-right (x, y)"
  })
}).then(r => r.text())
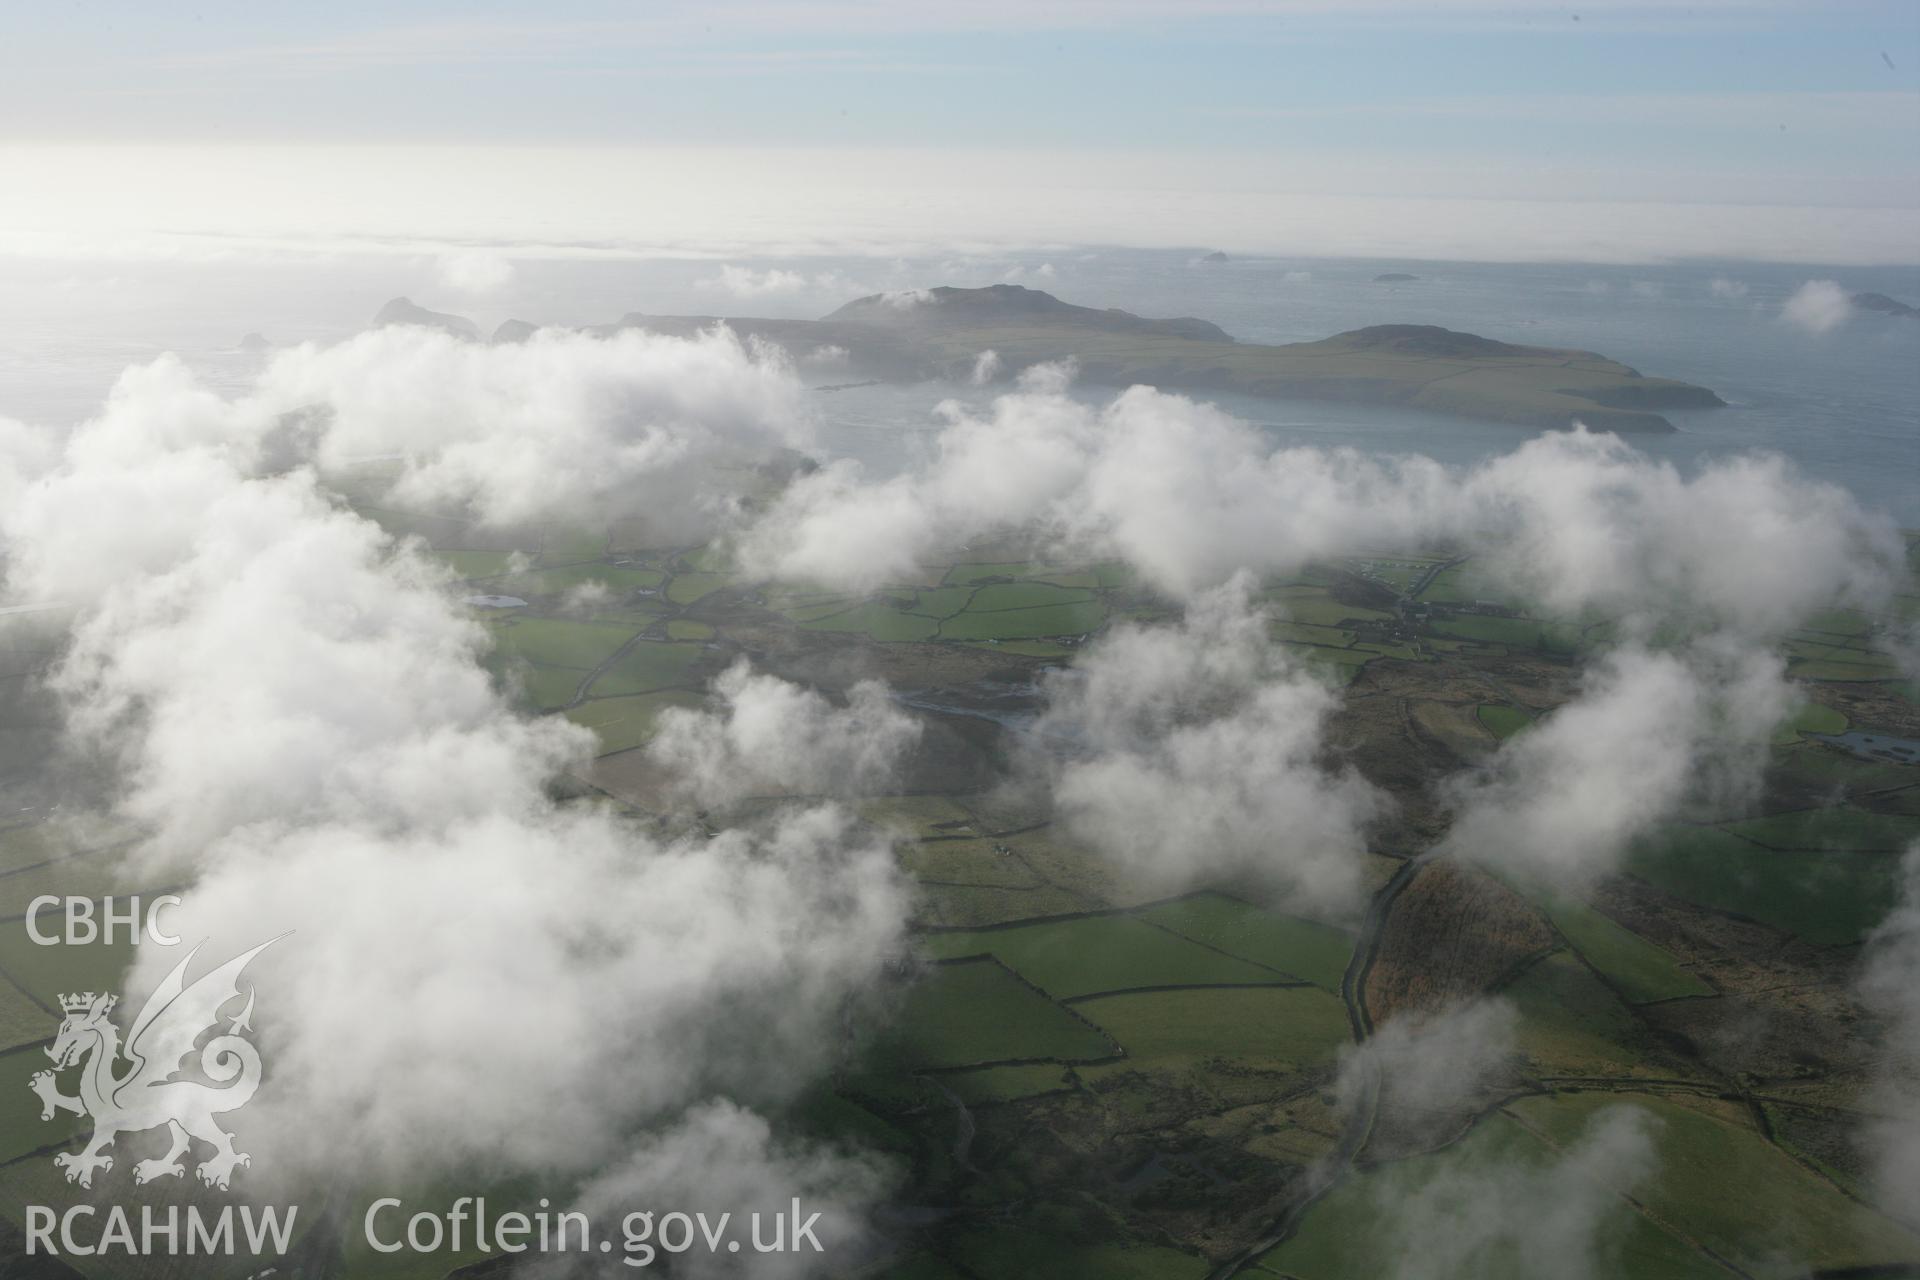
top-left (28, 937), bottom-right (280, 1190)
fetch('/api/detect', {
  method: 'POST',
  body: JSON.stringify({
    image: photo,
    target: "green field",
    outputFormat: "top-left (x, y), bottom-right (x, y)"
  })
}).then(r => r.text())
top-left (1076, 985), bottom-right (1349, 1074)
top-left (859, 795), bottom-right (981, 839)
top-left (499, 659), bottom-right (584, 710)
top-left (492, 617), bottom-right (637, 669)
top-left (0, 910), bottom-right (140, 1010)
top-left (922, 914), bottom-right (1290, 999)
top-left (498, 562), bottom-right (665, 596)
top-left (902, 839), bottom-right (1048, 889)
top-left (938, 1062), bottom-right (1077, 1106)
top-left (965, 582), bottom-right (1094, 612)
top-left (563, 691), bottom-right (703, 755)
top-left (1137, 894), bottom-right (1355, 992)
top-left (433, 548), bottom-right (520, 579)
top-left (0, 1041), bottom-right (82, 1164)
top-left (1771, 700), bottom-right (1848, 745)
top-left (1721, 806), bottom-right (1920, 852)
top-left (1539, 899), bottom-right (1713, 1004)
top-left (799, 602), bottom-right (940, 642)
top-left (1256, 1105), bottom-right (1725, 1280)
top-left (1506, 951), bottom-right (1677, 1079)
top-left (587, 640), bottom-right (705, 696)
top-left (891, 585), bottom-right (976, 618)
top-left (1626, 824), bottom-right (1906, 944)
top-left (882, 959), bottom-right (1117, 1069)
top-left (1477, 703), bottom-right (1535, 740)
top-left (0, 974), bottom-right (49, 1055)
top-left (1431, 615), bottom-right (1547, 648)
top-left (665, 571), bottom-right (734, 604)
top-left (0, 823), bottom-right (113, 875)
top-left (1512, 1092), bottom-right (1920, 1275)
top-left (938, 600), bottom-right (1106, 641)
top-left (1275, 595), bottom-right (1396, 627)
top-left (940, 562), bottom-right (1087, 586)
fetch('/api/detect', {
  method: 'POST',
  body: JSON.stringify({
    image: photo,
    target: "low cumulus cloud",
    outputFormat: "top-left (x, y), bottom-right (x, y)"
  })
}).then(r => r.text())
top-left (1, 305), bottom-right (1906, 1245)
top-left (1441, 641), bottom-right (1794, 889)
top-left (1859, 843), bottom-right (1920, 1230)
top-left (735, 372), bottom-right (1897, 897)
top-left (0, 338), bottom-right (911, 1231)
top-left (1001, 263), bottom-right (1056, 282)
top-left (1035, 576), bottom-right (1383, 912)
top-left (703, 265), bottom-right (812, 298)
top-left (1781, 279), bottom-right (1853, 334)
top-left (740, 373), bottom-right (1901, 630)
top-left (1708, 276), bottom-right (1749, 299)
top-left (435, 250), bottom-right (515, 294)
top-left (647, 661), bottom-right (921, 810)
top-left (557, 1099), bottom-right (894, 1279)
top-left (968, 349), bottom-right (1002, 386)
top-left (698, 265), bottom-right (882, 302)
top-left (1335, 999), bottom-right (1519, 1157)
top-left (1369, 1106), bottom-right (1661, 1280)
top-left (251, 324), bottom-right (807, 528)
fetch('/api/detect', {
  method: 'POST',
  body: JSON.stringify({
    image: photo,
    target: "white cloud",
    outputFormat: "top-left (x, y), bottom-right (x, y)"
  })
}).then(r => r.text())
top-left (1441, 641), bottom-right (1794, 889)
top-left (1708, 276), bottom-right (1748, 299)
top-left (1859, 843), bottom-right (1920, 1231)
top-left (697, 265), bottom-right (885, 302)
top-left (1037, 576), bottom-right (1383, 911)
top-left (258, 323), bottom-right (810, 528)
top-left (565, 1099), bottom-right (896, 1278)
top-left (703, 265), bottom-right (812, 298)
top-left (740, 376), bottom-right (1902, 631)
top-left (1780, 279), bottom-right (1852, 334)
top-left (435, 249), bottom-right (515, 294)
top-left (0, 334), bottom-right (911, 1208)
top-left (1336, 999), bottom-right (1518, 1151)
top-left (647, 661), bottom-right (922, 810)
top-left (1369, 1106), bottom-right (1662, 1280)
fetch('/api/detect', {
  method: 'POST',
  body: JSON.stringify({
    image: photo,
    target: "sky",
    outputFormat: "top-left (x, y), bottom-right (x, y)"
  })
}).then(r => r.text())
top-left (1, 1), bottom-right (1916, 263)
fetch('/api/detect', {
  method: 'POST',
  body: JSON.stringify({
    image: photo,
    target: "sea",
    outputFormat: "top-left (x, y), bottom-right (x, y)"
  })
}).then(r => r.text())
top-left (1, 249), bottom-right (1914, 520)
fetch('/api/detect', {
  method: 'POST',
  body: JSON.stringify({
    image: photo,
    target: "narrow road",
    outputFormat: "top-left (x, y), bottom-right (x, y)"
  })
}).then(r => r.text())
top-left (1206, 849), bottom-right (1435, 1279)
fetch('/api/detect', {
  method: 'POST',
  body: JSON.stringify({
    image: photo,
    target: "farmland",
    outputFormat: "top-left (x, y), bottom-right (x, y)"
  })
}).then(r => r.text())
top-left (1, 499), bottom-right (1916, 1280)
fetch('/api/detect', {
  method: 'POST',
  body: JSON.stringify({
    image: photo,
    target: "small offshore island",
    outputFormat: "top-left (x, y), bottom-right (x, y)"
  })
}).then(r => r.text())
top-left (474, 283), bottom-right (1726, 433)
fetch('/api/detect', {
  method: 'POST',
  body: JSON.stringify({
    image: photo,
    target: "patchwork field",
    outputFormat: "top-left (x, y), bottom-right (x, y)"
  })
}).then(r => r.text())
top-left (2, 506), bottom-right (1915, 1280)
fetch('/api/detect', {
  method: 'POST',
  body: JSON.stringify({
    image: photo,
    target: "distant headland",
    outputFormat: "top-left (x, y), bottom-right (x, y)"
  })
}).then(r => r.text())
top-left (369, 285), bottom-right (1724, 434)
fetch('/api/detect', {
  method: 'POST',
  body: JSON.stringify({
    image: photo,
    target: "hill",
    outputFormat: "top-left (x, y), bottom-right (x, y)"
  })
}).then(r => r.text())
top-left (593, 285), bottom-right (1723, 433)
top-left (1853, 292), bottom-right (1918, 320)
top-left (827, 284), bottom-right (1232, 342)
top-left (372, 297), bottom-right (479, 339)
